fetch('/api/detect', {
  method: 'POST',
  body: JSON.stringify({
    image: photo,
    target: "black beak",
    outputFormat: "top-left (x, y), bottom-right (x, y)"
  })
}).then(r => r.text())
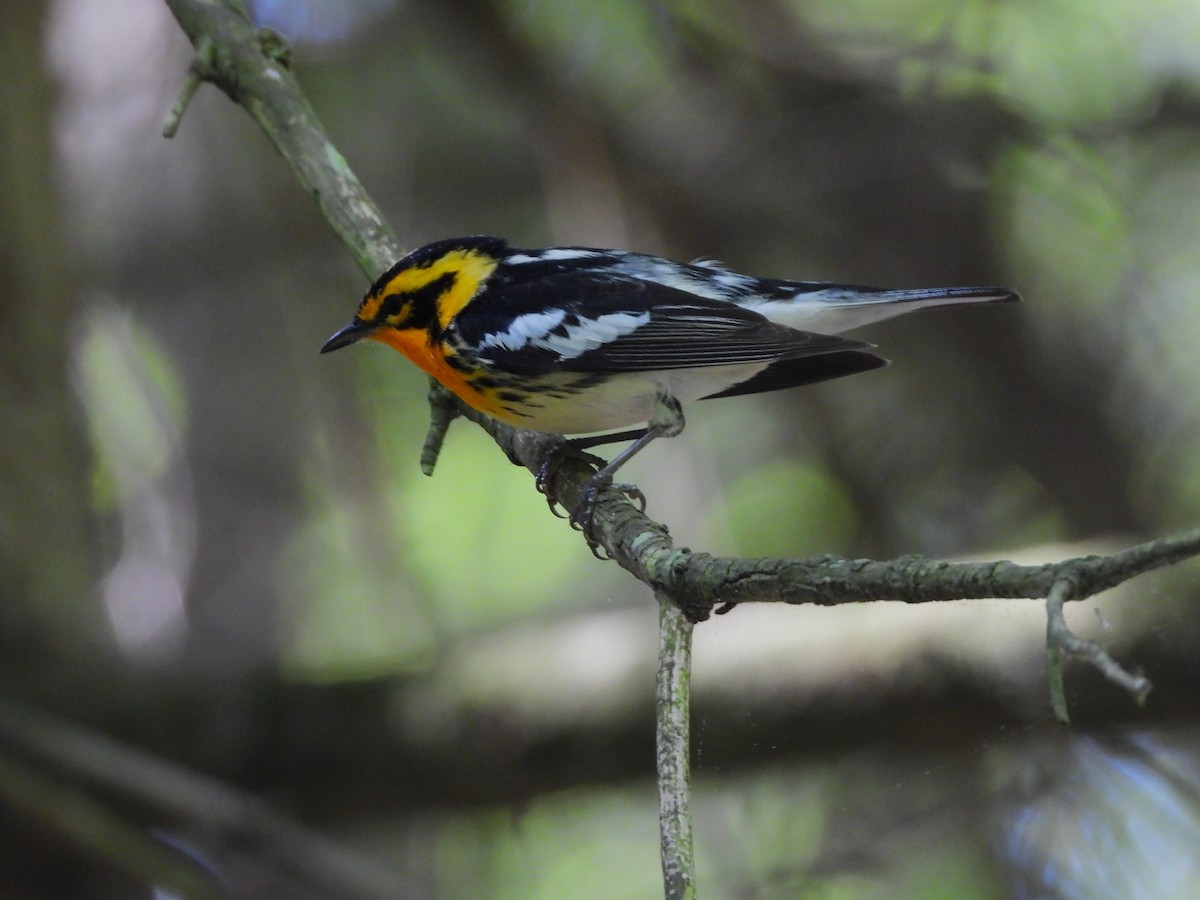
top-left (320, 320), bottom-right (373, 354)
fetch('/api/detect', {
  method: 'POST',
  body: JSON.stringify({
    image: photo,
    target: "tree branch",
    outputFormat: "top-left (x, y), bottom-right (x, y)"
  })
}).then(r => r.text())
top-left (163, 0), bottom-right (400, 275)
top-left (460, 395), bottom-right (1200, 622)
top-left (656, 594), bottom-right (696, 899)
top-left (467, 386), bottom-right (1200, 715)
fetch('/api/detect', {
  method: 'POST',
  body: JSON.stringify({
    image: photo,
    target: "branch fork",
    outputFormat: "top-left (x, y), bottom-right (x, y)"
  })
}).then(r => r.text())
top-left (419, 389), bottom-right (1179, 714)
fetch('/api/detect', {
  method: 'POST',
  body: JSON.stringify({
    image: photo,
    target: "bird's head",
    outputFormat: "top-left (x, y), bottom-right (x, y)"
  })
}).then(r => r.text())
top-left (320, 235), bottom-right (508, 354)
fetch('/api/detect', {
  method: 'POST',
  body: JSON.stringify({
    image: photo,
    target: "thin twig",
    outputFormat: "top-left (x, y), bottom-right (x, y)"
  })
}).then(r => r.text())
top-left (162, 34), bottom-right (211, 138)
top-left (656, 593), bottom-right (697, 900)
top-left (1044, 578), bottom-right (1151, 725)
top-left (163, 0), bottom-right (401, 275)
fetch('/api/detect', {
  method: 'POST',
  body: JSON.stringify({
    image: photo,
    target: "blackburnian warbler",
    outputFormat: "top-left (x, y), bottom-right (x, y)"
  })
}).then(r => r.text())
top-left (322, 235), bottom-right (1017, 531)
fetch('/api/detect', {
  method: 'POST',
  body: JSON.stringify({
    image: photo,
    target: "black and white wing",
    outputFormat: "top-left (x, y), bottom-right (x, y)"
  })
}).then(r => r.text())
top-left (456, 270), bottom-right (880, 379)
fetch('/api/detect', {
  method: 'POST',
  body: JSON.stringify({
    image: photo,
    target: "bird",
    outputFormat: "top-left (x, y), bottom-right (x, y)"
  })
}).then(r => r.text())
top-left (321, 235), bottom-right (1018, 540)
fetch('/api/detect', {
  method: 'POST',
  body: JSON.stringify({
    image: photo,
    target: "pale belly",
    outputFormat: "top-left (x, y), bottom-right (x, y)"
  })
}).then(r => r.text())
top-left (485, 363), bottom-right (770, 435)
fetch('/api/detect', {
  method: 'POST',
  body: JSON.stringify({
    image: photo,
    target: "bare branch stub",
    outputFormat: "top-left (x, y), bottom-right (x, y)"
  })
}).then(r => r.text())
top-left (1045, 578), bottom-right (1151, 724)
top-left (420, 382), bottom-right (462, 475)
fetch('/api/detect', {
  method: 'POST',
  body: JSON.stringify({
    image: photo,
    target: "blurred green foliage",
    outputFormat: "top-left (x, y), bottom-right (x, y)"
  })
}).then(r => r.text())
top-left (719, 458), bottom-right (859, 557)
top-left (76, 307), bottom-right (188, 512)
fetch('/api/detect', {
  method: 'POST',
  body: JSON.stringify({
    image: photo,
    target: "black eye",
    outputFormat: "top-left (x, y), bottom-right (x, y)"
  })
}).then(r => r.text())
top-left (379, 293), bottom-right (408, 321)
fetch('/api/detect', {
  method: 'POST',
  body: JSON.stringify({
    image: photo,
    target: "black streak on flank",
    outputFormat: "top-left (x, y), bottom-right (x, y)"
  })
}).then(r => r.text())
top-left (444, 353), bottom-right (477, 374)
top-left (469, 374), bottom-right (506, 388)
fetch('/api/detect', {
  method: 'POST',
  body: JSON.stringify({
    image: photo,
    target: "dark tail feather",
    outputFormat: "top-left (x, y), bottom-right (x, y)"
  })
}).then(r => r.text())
top-left (702, 350), bottom-right (887, 400)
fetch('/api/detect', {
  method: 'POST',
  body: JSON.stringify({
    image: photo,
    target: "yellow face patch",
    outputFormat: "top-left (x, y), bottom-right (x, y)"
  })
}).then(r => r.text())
top-left (361, 247), bottom-right (498, 331)
top-left (356, 291), bottom-right (386, 324)
top-left (430, 248), bottom-right (500, 329)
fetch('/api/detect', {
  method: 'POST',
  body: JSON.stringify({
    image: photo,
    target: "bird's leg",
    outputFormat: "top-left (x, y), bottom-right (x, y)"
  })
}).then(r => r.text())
top-left (568, 427), bottom-right (653, 452)
top-left (570, 393), bottom-right (685, 554)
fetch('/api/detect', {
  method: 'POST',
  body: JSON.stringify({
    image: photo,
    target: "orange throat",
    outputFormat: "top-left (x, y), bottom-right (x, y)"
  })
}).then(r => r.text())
top-left (368, 328), bottom-right (506, 419)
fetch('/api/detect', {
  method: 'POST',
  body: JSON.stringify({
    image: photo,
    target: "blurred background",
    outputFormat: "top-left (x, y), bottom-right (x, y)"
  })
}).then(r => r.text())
top-left (4, 0), bottom-right (1200, 896)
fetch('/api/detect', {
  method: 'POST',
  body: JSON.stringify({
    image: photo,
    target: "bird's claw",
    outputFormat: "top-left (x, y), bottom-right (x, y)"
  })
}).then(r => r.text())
top-left (534, 442), bottom-right (645, 557)
top-left (535, 453), bottom-right (569, 518)
top-left (568, 479), bottom-right (645, 559)
top-left (569, 480), bottom-right (609, 559)
top-left (620, 482), bottom-right (647, 512)
top-left (535, 443), bottom-right (607, 519)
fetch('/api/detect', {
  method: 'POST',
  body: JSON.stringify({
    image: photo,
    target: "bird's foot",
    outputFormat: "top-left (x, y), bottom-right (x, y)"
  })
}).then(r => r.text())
top-left (534, 442), bottom-right (606, 518)
top-left (569, 474), bottom-right (646, 559)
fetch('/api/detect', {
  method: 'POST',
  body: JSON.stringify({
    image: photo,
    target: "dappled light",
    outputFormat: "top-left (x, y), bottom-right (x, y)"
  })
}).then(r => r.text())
top-left (73, 303), bottom-right (194, 659)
